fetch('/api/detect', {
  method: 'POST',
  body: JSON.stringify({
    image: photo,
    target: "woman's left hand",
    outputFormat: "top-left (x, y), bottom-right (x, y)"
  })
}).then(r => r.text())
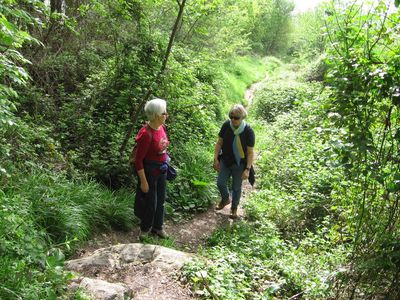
top-left (242, 169), bottom-right (250, 180)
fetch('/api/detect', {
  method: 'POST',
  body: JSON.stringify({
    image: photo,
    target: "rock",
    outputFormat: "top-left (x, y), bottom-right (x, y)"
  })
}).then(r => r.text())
top-left (80, 277), bottom-right (131, 300)
top-left (66, 249), bottom-right (113, 270)
top-left (65, 243), bottom-right (194, 299)
top-left (66, 243), bottom-right (192, 272)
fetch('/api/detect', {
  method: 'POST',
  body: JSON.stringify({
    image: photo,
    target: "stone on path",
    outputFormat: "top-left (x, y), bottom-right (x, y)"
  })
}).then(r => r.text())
top-left (79, 278), bottom-right (131, 300)
top-left (65, 243), bottom-right (194, 299)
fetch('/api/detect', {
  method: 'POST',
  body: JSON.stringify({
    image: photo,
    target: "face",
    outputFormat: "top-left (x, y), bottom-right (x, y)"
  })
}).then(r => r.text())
top-left (159, 110), bottom-right (168, 123)
top-left (229, 112), bottom-right (242, 126)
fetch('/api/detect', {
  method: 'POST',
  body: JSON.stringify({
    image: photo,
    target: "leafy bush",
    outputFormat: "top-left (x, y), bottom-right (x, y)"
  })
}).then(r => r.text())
top-left (253, 79), bottom-right (341, 234)
top-left (271, 230), bottom-right (346, 299)
top-left (0, 0), bottom-right (46, 177)
top-left (286, 7), bottom-right (325, 60)
top-left (254, 81), bottom-right (322, 122)
top-left (183, 215), bottom-right (344, 299)
top-left (301, 55), bottom-right (327, 82)
top-left (183, 221), bottom-right (283, 299)
top-left (322, 1), bottom-right (400, 297)
top-left (167, 140), bottom-right (218, 218)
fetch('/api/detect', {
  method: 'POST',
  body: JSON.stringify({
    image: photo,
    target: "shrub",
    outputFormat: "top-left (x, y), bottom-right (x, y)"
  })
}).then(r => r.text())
top-left (253, 81), bottom-right (321, 122)
top-left (167, 140), bottom-right (219, 218)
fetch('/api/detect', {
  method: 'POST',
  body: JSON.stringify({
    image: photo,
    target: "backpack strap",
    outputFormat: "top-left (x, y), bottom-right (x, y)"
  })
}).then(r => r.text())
top-left (129, 124), bottom-right (153, 166)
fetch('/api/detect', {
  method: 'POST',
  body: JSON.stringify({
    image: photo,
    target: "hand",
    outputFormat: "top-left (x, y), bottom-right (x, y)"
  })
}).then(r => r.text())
top-left (242, 169), bottom-right (250, 180)
top-left (140, 181), bottom-right (149, 193)
top-left (213, 159), bottom-right (220, 172)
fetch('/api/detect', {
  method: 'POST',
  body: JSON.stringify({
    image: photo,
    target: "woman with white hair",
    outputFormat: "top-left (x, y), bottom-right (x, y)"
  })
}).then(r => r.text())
top-left (213, 104), bottom-right (255, 219)
top-left (134, 98), bottom-right (170, 239)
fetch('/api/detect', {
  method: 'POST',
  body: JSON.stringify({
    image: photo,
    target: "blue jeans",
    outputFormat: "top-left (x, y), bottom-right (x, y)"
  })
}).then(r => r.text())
top-left (217, 159), bottom-right (245, 210)
top-left (137, 161), bottom-right (167, 231)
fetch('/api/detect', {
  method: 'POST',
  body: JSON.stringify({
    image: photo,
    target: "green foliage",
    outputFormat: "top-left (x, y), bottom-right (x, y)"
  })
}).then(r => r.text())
top-left (0, 119), bottom-right (64, 184)
top-left (253, 77), bottom-right (341, 236)
top-left (184, 216), bottom-right (344, 299)
top-left (167, 140), bottom-right (218, 218)
top-left (6, 171), bottom-right (135, 243)
top-left (254, 80), bottom-right (322, 122)
top-left (0, 169), bottom-right (136, 297)
top-left (270, 230), bottom-right (346, 299)
top-left (247, 0), bottom-right (295, 55)
top-left (287, 7), bottom-right (326, 60)
top-left (0, 190), bottom-right (72, 299)
top-left (301, 55), bottom-right (327, 82)
top-left (176, 0), bottom-right (250, 57)
top-left (323, 1), bottom-right (400, 297)
top-left (220, 56), bottom-right (278, 110)
top-left (183, 221), bottom-right (283, 299)
top-left (0, 0), bottom-right (45, 177)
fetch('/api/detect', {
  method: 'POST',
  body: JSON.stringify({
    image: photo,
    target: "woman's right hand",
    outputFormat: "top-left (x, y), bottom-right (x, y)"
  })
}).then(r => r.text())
top-left (213, 159), bottom-right (220, 172)
top-left (140, 181), bottom-right (149, 193)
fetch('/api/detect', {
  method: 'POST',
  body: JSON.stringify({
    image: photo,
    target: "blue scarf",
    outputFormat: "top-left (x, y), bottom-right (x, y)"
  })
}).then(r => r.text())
top-left (230, 120), bottom-right (246, 166)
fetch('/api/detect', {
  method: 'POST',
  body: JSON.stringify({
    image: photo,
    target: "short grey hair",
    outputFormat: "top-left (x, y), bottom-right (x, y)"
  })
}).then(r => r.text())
top-left (144, 98), bottom-right (167, 121)
top-left (229, 104), bottom-right (247, 119)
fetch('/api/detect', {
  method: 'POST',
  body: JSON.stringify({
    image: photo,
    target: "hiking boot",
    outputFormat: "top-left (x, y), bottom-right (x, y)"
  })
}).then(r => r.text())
top-left (139, 229), bottom-right (151, 241)
top-left (216, 198), bottom-right (231, 210)
top-left (229, 208), bottom-right (238, 219)
top-left (151, 228), bottom-right (169, 239)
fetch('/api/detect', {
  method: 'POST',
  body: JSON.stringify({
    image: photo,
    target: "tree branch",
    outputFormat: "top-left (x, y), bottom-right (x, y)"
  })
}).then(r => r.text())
top-left (368, 7), bottom-right (389, 59)
top-left (119, 0), bottom-right (187, 154)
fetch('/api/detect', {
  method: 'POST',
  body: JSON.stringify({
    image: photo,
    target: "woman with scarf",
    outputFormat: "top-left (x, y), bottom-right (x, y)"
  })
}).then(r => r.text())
top-left (213, 104), bottom-right (255, 219)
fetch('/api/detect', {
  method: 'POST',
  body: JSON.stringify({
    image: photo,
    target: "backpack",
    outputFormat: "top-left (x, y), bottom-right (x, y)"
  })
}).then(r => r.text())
top-left (129, 124), bottom-right (152, 167)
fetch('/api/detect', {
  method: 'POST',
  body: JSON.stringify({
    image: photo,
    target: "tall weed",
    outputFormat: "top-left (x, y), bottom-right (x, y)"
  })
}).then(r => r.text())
top-left (0, 191), bottom-right (71, 299)
top-left (5, 171), bottom-right (135, 244)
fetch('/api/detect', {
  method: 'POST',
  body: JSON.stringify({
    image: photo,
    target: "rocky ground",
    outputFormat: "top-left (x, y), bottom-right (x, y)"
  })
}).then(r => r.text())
top-left (66, 181), bottom-right (254, 299)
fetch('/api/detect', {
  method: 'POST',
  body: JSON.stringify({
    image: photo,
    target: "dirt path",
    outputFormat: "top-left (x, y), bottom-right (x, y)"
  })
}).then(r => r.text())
top-left (73, 75), bottom-right (263, 257)
top-left (73, 181), bottom-right (255, 258)
top-left (245, 80), bottom-right (264, 106)
top-left (70, 77), bottom-right (264, 299)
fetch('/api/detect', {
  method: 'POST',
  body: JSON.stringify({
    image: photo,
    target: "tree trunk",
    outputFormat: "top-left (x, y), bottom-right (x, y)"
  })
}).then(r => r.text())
top-left (119, 0), bottom-right (187, 154)
top-left (50, 0), bottom-right (64, 13)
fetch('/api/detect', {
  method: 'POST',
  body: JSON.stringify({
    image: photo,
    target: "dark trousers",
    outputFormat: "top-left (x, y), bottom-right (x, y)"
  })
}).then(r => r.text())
top-left (137, 161), bottom-right (167, 231)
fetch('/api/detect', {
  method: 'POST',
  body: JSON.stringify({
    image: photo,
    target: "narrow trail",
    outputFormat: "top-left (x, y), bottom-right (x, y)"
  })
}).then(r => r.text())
top-left (73, 77), bottom-right (264, 257)
top-left (68, 78), bottom-right (265, 299)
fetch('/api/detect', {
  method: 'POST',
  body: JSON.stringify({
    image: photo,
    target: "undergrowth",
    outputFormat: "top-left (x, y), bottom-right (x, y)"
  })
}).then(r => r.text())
top-left (183, 63), bottom-right (348, 299)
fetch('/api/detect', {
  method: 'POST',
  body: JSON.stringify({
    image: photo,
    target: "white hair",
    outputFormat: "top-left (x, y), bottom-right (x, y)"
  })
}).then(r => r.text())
top-left (229, 104), bottom-right (248, 119)
top-left (144, 98), bottom-right (167, 121)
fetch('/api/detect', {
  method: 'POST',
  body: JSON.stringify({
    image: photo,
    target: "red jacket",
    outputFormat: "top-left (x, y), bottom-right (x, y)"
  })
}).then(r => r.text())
top-left (135, 125), bottom-right (169, 171)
